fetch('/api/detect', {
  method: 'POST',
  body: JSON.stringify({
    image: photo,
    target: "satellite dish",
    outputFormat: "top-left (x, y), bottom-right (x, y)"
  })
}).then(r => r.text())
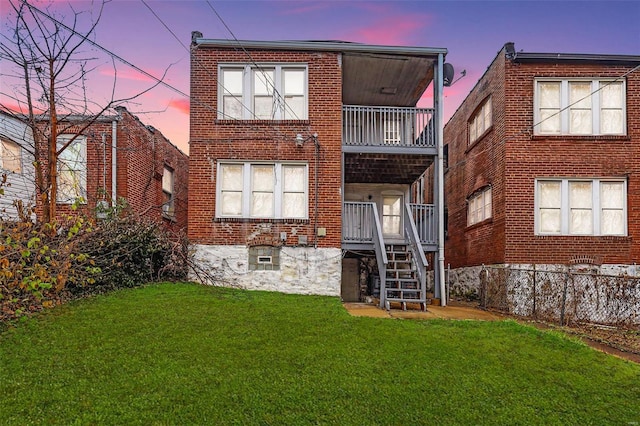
top-left (443, 63), bottom-right (455, 87)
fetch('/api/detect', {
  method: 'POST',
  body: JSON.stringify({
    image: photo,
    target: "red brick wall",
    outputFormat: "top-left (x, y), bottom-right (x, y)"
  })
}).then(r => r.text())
top-left (503, 60), bottom-right (639, 264)
top-left (442, 45), bottom-right (640, 267)
top-left (189, 47), bottom-right (342, 248)
top-left (441, 48), bottom-right (507, 268)
top-left (115, 108), bottom-right (189, 232)
top-left (37, 109), bottom-right (188, 232)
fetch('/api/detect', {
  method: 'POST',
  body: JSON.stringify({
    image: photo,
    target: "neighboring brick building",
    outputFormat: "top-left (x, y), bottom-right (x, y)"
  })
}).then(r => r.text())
top-left (4, 107), bottom-right (188, 231)
top-left (439, 43), bottom-right (640, 295)
top-left (189, 34), bottom-right (448, 307)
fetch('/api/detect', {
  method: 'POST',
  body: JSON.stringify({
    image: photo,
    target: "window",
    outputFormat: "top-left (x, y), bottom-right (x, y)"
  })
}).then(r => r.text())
top-left (534, 79), bottom-right (625, 135)
top-left (0, 138), bottom-right (22, 173)
top-left (217, 162), bottom-right (308, 219)
top-left (384, 120), bottom-right (401, 144)
top-left (57, 135), bottom-right (87, 204)
top-left (536, 179), bottom-right (626, 236)
top-left (249, 246), bottom-right (281, 271)
top-left (468, 97), bottom-right (492, 145)
top-left (219, 64), bottom-right (307, 120)
top-left (162, 166), bottom-right (175, 218)
top-left (468, 187), bottom-right (492, 226)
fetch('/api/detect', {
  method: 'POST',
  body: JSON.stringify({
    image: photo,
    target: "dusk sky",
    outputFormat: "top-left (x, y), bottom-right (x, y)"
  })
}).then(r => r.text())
top-left (1, 0), bottom-right (639, 154)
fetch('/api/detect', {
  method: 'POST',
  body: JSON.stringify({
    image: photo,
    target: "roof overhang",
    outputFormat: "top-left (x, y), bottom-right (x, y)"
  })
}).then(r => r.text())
top-left (512, 52), bottom-right (640, 66)
top-left (193, 38), bottom-right (447, 106)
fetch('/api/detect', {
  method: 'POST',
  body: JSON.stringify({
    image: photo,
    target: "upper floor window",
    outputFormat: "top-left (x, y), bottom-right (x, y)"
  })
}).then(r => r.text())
top-left (536, 178), bottom-right (626, 236)
top-left (469, 97), bottom-right (492, 145)
top-left (57, 135), bottom-right (87, 204)
top-left (162, 166), bottom-right (175, 219)
top-left (217, 161), bottom-right (308, 219)
top-left (0, 138), bottom-right (22, 173)
top-left (219, 64), bottom-right (308, 120)
top-left (468, 186), bottom-right (492, 226)
top-left (534, 79), bottom-right (625, 135)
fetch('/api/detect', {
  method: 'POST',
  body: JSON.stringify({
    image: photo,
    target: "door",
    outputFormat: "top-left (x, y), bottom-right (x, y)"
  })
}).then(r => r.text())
top-left (382, 195), bottom-right (403, 238)
top-left (341, 258), bottom-right (360, 302)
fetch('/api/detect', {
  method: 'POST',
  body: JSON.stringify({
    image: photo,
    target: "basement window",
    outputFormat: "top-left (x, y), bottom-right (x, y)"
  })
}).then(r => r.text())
top-left (249, 246), bottom-right (281, 271)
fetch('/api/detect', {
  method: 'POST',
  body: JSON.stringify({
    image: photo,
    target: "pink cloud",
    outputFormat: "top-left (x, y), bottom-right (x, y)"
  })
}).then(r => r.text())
top-left (1, 101), bottom-right (45, 115)
top-left (99, 67), bottom-right (157, 82)
top-left (168, 99), bottom-right (189, 115)
top-left (340, 14), bottom-right (431, 46)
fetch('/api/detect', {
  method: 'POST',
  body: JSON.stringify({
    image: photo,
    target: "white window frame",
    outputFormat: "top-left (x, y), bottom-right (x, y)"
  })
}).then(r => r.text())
top-left (218, 64), bottom-right (308, 120)
top-left (533, 78), bottom-right (626, 136)
top-left (216, 161), bottom-right (309, 219)
top-left (467, 186), bottom-right (492, 226)
top-left (162, 166), bottom-right (175, 218)
top-left (56, 134), bottom-right (87, 204)
top-left (535, 178), bottom-right (627, 236)
top-left (0, 137), bottom-right (22, 173)
top-left (468, 97), bottom-right (492, 145)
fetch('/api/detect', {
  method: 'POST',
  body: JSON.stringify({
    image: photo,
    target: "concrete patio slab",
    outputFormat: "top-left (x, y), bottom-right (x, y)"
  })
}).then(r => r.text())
top-left (343, 302), bottom-right (503, 321)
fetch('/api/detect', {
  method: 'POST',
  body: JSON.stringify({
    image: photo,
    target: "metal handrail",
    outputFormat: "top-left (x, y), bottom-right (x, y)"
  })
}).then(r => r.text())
top-left (404, 203), bottom-right (428, 296)
top-left (409, 203), bottom-right (436, 245)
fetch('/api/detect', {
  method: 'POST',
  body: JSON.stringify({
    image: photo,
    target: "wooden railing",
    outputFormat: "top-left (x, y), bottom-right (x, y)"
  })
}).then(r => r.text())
top-left (342, 105), bottom-right (436, 147)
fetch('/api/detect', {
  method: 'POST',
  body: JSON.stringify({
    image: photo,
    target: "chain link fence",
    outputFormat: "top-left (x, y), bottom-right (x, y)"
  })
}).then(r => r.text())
top-left (480, 265), bottom-right (640, 328)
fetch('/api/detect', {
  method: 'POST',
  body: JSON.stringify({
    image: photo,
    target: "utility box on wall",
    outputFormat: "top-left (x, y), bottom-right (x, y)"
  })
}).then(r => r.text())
top-left (341, 258), bottom-right (360, 302)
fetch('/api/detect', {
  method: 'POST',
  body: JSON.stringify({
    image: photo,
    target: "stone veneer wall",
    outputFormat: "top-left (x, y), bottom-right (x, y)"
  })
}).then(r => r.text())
top-left (191, 244), bottom-right (341, 296)
top-left (447, 263), bottom-right (640, 300)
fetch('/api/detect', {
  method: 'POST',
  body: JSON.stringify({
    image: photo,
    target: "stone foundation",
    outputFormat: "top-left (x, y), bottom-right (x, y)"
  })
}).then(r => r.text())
top-left (447, 263), bottom-right (640, 300)
top-left (190, 244), bottom-right (341, 296)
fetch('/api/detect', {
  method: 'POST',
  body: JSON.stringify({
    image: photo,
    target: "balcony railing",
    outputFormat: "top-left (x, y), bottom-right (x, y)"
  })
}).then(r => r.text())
top-left (409, 203), bottom-right (437, 245)
top-left (343, 202), bottom-right (436, 246)
top-left (343, 105), bottom-right (436, 148)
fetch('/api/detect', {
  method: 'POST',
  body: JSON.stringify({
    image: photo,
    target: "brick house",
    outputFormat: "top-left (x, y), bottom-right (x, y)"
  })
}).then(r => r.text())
top-left (439, 43), bottom-right (640, 295)
top-left (1, 107), bottom-right (188, 230)
top-left (189, 34), bottom-right (448, 308)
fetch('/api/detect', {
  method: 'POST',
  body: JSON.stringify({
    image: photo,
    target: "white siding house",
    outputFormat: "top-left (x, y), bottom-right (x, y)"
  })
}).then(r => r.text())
top-left (0, 113), bottom-right (36, 220)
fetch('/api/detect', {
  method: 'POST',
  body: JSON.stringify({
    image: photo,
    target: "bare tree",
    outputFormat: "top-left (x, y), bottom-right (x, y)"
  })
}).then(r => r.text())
top-left (0, 0), bottom-right (164, 223)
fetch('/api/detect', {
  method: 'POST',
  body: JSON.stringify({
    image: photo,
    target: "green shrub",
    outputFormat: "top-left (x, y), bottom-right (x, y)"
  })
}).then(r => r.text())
top-left (72, 213), bottom-right (188, 295)
top-left (0, 193), bottom-right (188, 322)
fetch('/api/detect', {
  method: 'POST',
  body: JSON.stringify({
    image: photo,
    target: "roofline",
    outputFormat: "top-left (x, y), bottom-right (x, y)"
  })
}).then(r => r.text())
top-left (513, 52), bottom-right (640, 65)
top-left (193, 38), bottom-right (447, 58)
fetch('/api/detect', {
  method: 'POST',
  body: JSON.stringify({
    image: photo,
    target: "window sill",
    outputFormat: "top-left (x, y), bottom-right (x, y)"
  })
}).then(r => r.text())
top-left (534, 234), bottom-right (631, 241)
top-left (163, 214), bottom-right (177, 223)
top-left (531, 134), bottom-right (629, 142)
top-left (465, 125), bottom-right (493, 153)
top-left (466, 217), bottom-right (493, 231)
top-left (215, 119), bottom-right (310, 126)
top-left (215, 217), bottom-right (309, 224)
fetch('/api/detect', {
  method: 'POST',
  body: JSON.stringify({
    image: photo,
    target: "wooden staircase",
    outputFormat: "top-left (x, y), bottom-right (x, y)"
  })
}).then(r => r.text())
top-left (383, 244), bottom-right (427, 311)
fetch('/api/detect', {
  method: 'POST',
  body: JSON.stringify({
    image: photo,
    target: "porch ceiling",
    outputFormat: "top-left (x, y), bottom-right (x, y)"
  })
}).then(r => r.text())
top-left (344, 153), bottom-right (434, 184)
top-left (342, 53), bottom-right (435, 106)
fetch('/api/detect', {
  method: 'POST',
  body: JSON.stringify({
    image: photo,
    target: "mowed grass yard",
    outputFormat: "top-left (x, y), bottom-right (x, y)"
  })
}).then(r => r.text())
top-left (1, 283), bottom-right (639, 425)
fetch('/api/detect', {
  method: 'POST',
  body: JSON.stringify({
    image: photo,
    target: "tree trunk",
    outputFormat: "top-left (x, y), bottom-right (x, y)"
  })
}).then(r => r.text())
top-left (48, 58), bottom-right (58, 223)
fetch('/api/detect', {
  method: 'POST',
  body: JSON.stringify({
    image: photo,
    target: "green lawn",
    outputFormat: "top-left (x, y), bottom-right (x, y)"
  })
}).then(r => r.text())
top-left (1, 283), bottom-right (639, 425)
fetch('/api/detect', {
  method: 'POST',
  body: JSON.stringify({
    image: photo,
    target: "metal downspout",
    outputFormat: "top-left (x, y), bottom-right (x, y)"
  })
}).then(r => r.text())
top-left (436, 53), bottom-right (447, 307)
top-left (111, 120), bottom-right (117, 205)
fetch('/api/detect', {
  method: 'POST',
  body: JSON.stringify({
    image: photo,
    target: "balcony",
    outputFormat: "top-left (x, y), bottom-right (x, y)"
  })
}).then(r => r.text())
top-left (342, 105), bottom-right (436, 152)
top-left (342, 202), bottom-right (437, 249)
top-left (342, 105), bottom-right (437, 184)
